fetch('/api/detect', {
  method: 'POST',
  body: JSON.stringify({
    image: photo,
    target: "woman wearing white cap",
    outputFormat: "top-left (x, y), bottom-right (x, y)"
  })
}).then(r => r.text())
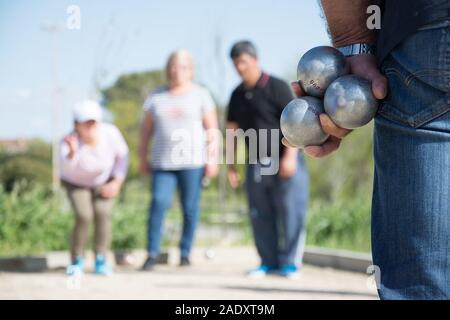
top-left (60, 100), bottom-right (129, 276)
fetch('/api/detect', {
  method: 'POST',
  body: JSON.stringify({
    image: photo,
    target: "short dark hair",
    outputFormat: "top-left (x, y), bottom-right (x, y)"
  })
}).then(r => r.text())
top-left (230, 41), bottom-right (258, 60)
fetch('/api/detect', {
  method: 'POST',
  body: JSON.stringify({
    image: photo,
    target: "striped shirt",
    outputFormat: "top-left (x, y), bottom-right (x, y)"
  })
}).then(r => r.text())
top-left (143, 84), bottom-right (215, 170)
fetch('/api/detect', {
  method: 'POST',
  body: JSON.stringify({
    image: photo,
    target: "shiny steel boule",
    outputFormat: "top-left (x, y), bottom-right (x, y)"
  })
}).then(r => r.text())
top-left (297, 46), bottom-right (349, 98)
top-left (280, 97), bottom-right (329, 148)
top-left (204, 249), bottom-right (216, 260)
top-left (324, 75), bottom-right (379, 129)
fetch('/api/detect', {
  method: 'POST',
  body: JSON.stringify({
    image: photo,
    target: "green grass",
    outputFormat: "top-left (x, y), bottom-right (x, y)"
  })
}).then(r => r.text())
top-left (0, 175), bottom-right (373, 256)
top-left (1, 66), bottom-right (376, 256)
top-left (306, 192), bottom-right (372, 253)
top-left (0, 181), bottom-right (72, 255)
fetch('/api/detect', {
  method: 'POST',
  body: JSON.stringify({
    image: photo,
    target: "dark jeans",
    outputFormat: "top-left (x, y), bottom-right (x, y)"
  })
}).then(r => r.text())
top-left (147, 167), bottom-right (204, 258)
top-left (373, 24), bottom-right (450, 299)
top-left (245, 155), bottom-right (309, 268)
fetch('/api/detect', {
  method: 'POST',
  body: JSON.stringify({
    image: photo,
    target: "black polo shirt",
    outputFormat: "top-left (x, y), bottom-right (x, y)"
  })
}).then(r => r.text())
top-left (227, 72), bottom-right (294, 160)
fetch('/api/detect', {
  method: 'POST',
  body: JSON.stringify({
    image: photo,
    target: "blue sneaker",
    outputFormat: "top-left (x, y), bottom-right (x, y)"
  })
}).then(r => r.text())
top-left (66, 256), bottom-right (85, 276)
top-left (246, 265), bottom-right (275, 278)
top-left (95, 255), bottom-right (113, 276)
top-left (279, 264), bottom-right (300, 279)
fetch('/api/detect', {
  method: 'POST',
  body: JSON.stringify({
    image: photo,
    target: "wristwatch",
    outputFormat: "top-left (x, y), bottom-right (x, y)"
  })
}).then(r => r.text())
top-left (337, 43), bottom-right (376, 57)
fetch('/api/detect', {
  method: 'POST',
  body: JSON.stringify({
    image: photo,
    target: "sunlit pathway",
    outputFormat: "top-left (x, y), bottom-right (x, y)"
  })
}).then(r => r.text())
top-left (0, 247), bottom-right (377, 300)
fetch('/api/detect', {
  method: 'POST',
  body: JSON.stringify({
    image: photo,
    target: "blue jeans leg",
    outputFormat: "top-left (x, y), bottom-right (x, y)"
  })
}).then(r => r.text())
top-left (245, 155), bottom-right (309, 268)
top-left (245, 163), bottom-right (279, 268)
top-left (273, 155), bottom-right (309, 267)
top-left (373, 26), bottom-right (450, 299)
top-left (177, 167), bottom-right (204, 258)
top-left (147, 170), bottom-right (177, 257)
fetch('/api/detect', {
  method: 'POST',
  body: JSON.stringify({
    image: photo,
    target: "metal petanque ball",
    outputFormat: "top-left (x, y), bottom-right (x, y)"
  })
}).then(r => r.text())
top-left (280, 97), bottom-right (329, 148)
top-left (297, 46), bottom-right (349, 98)
top-left (204, 249), bottom-right (216, 260)
top-left (324, 75), bottom-right (379, 129)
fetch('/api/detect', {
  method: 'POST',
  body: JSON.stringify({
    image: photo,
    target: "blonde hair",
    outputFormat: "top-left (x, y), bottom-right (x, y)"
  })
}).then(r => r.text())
top-left (165, 49), bottom-right (194, 82)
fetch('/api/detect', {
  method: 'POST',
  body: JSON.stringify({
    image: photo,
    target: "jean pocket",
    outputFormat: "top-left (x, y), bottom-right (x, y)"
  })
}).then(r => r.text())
top-left (379, 56), bottom-right (450, 128)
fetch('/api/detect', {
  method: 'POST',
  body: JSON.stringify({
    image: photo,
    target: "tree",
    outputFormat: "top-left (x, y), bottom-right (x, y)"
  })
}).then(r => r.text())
top-left (0, 140), bottom-right (52, 191)
top-left (102, 70), bottom-right (165, 179)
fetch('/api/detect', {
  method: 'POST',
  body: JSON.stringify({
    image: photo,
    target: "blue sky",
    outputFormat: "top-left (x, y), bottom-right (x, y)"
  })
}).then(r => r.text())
top-left (0, 0), bottom-right (330, 141)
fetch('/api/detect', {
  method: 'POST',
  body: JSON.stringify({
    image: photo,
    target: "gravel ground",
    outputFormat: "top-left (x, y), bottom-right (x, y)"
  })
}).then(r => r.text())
top-left (0, 247), bottom-right (378, 300)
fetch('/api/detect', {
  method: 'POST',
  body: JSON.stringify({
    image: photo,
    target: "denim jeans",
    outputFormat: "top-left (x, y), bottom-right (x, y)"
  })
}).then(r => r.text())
top-left (147, 167), bottom-right (204, 258)
top-left (373, 24), bottom-right (450, 299)
top-left (245, 154), bottom-right (309, 268)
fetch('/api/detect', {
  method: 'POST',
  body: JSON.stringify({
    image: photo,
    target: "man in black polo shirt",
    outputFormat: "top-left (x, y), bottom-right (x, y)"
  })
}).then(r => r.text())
top-left (226, 41), bottom-right (309, 279)
top-left (285, 0), bottom-right (449, 299)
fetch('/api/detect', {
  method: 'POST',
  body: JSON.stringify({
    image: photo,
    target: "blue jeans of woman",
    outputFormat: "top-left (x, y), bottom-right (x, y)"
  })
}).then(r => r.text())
top-left (147, 167), bottom-right (204, 258)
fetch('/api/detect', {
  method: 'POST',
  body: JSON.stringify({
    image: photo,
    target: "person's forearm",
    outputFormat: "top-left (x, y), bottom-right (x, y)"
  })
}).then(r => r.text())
top-left (203, 111), bottom-right (220, 164)
top-left (320, 0), bottom-right (376, 47)
top-left (138, 124), bottom-right (151, 160)
top-left (111, 153), bottom-right (129, 182)
top-left (226, 121), bottom-right (239, 169)
top-left (138, 136), bottom-right (149, 159)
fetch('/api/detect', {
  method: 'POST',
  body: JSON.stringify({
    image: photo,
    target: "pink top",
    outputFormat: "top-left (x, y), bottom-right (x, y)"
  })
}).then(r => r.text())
top-left (60, 123), bottom-right (129, 188)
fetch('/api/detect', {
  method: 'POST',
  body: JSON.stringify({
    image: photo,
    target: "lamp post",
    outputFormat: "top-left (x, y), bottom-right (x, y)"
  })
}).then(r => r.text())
top-left (41, 22), bottom-right (63, 192)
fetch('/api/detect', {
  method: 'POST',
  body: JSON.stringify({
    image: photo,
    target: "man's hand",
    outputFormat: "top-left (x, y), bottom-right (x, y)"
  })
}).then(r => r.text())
top-left (279, 146), bottom-right (298, 178)
top-left (347, 54), bottom-right (388, 100)
top-left (279, 155), bottom-right (297, 178)
top-left (283, 54), bottom-right (387, 158)
top-left (100, 179), bottom-right (123, 199)
top-left (282, 81), bottom-right (351, 157)
top-left (286, 0), bottom-right (388, 158)
top-left (227, 165), bottom-right (240, 189)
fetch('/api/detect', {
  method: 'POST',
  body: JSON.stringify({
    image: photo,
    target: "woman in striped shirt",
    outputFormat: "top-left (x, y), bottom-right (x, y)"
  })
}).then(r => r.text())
top-left (139, 49), bottom-right (219, 270)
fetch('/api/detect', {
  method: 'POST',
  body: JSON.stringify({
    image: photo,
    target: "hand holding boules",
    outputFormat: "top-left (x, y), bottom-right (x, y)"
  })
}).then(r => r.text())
top-left (282, 82), bottom-right (351, 157)
top-left (281, 47), bottom-right (388, 158)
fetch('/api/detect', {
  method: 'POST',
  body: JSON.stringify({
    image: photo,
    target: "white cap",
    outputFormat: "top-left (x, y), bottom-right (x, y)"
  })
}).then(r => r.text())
top-left (73, 100), bottom-right (103, 123)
